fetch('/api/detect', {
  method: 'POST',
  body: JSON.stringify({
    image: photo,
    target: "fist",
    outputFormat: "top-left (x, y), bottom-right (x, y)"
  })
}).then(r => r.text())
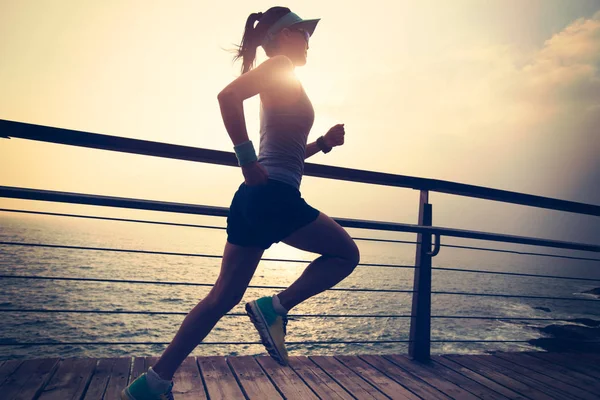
top-left (324, 123), bottom-right (345, 148)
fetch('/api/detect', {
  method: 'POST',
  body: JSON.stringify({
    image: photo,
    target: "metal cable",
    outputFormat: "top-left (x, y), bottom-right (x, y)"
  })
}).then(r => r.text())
top-left (432, 267), bottom-right (600, 282)
top-left (2, 274), bottom-right (598, 301)
top-left (3, 241), bottom-right (599, 282)
top-left (2, 208), bottom-right (598, 262)
top-left (432, 290), bottom-right (600, 302)
top-left (0, 340), bottom-right (412, 346)
top-left (0, 308), bottom-right (575, 321)
top-left (0, 308), bottom-right (410, 318)
top-left (0, 208), bottom-right (226, 231)
top-left (0, 241), bottom-right (414, 270)
top-left (4, 339), bottom-right (597, 346)
top-left (436, 243), bottom-right (600, 262)
top-left (0, 274), bottom-right (414, 294)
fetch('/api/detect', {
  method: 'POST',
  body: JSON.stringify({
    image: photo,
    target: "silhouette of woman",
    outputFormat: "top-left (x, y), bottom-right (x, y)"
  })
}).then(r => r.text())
top-left (122, 7), bottom-right (359, 399)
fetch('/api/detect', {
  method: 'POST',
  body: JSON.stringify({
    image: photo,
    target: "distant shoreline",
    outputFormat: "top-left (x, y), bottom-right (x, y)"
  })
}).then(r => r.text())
top-left (529, 317), bottom-right (600, 353)
top-left (528, 287), bottom-right (600, 353)
top-left (583, 287), bottom-right (600, 298)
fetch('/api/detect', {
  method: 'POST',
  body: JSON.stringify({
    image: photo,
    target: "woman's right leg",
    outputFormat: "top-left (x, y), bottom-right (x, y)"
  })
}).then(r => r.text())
top-left (151, 240), bottom-right (264, 380)
top-left (277, 211), bottom-right (360, 311)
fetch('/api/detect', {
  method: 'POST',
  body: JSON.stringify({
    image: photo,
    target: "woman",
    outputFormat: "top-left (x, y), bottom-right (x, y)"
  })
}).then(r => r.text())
top-left (122, 7), bottom-right (360, 399)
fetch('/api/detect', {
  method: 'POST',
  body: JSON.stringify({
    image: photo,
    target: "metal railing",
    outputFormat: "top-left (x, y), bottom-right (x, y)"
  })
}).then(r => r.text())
top-left (1, 118), bottom-right (599, 360)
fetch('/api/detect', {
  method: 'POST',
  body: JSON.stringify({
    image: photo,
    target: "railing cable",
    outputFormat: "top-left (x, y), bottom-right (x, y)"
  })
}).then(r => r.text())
top-left (0, 274), bottom-right (414, 294)
top-left (431, 267), bottom-right (600, 282)
top-left (3, 208), bottom-right (598, 262)
top-left (0, 340), bottom-right (411, 346)
top-left (4, 339), bottom-right (598, 346)
top-left (0, 308), bottom-right (579, 321)
top-left (1, 275), bottom-right (597, 301)
top-left (0, 241), bottom-right (414, 270)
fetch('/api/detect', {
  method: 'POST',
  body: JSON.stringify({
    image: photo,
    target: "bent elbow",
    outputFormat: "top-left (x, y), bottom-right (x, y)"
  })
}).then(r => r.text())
top-left (217, 89), bottom-right (238, 103)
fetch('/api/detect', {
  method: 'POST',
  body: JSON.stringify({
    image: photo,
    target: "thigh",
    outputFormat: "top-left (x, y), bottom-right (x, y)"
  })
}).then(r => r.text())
top-left (227, 182), bottom-right (273, 249)
top-left (281, 211), bottom-right (359, 262)
top-left (211, 241), bottom-right (265, 296)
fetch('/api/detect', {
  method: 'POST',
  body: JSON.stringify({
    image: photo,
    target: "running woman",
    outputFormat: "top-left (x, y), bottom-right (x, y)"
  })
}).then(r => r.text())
top-left (122, 7), bottom-right (359, 399)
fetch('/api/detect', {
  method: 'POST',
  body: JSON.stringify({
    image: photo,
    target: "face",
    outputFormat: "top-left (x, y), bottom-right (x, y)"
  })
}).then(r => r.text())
top-left (278, 27), bottom-right (310, 66)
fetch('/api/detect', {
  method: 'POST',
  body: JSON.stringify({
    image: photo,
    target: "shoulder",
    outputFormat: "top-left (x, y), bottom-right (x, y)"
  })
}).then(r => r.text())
top-left (260, 55), bottom-right (295, 72)
top-left (218, 56), bottom-right (295, 102)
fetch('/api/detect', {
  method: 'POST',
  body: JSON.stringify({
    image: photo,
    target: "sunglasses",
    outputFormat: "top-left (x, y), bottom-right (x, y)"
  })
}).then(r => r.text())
top-left (291, 28), bottom-right (310, 44)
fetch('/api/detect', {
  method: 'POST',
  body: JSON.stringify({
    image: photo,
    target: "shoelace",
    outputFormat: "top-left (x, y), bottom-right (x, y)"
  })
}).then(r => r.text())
top-left (282, 315), bottom-right (288, 336)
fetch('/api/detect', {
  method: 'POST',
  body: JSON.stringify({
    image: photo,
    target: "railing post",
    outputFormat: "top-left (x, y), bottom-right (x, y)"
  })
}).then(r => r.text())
top-left (409, 190), bottom-right (433, 361)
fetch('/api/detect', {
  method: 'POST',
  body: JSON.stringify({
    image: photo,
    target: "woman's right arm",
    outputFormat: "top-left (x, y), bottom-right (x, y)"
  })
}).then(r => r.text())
top-left (217, 55), bottom-right (294, 184)
top-left (217, 54), bottom-right (294, 145)
top-left (217, 91), bottom-right (251, 147)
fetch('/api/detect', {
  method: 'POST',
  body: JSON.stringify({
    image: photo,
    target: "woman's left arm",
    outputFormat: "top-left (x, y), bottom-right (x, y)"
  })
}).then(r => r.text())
top-left (305, 124), bottom-right (345, 159)
top-left (305, 141), bottom-right (322, 159)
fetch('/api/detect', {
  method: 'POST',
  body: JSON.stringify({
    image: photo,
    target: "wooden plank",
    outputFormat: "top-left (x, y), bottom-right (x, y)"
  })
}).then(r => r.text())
top-left (198, 356), bottom-right (245, 400)
top-left (542, 352), bottom-right (600, 375)
top-left (336, 355), bottom-right (420, 400)
top-left (484, 354), bottom-right (596, 400)
top-left (0, 358), bottom-right (59, 400)
top-left (0, 360), bottom-right (22, 386)
top-left (289, 356), bottom-right (354, 400)
top-left (553, 352), bottom-right (600, 372)
top-left (527, 352), bottom-right (600, 379)
top-left (495, 352), bottom-right (600, 394)
top-left (445, 355), bottom-right (555, 400)
top-left (384, 355), bottom-right (480, 400)
top-left (228, 356), bottom-right (282, 400)
top-left (470, 355), bottom-right (579, 400)
top-left (172, 357), bottom-right (207, 400)
top-left (103, 358), bottom-right (133, 400)
top-left (83, 359), bottom-right (114, 399)
top-left (389, 355), bottom-right (509, 400)
top-left (360, 355), bottom-right (451, 400)
top-left (38, 358), bottom-right (97, 400)
top-left (256, 356), bottom-right (319, 400)
top-left (145, 356), bottom-right (160, 368)
top-left (310, 355), bottom-right (387, 400)
top-left (433, 356), bottom-right (527, 400)
top-left (130, 357), bottom-right (145, 383)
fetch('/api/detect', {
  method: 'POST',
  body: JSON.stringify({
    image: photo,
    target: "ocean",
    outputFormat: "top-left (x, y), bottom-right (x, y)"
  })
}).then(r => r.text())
top-left (0, 210), bottom-right (598, 361)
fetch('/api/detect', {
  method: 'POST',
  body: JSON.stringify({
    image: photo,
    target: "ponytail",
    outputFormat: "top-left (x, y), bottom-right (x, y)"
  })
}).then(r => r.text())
top-left (234, 12), bottom-right (264, 75)
top-left (230, 7), bottom-right (292, 75)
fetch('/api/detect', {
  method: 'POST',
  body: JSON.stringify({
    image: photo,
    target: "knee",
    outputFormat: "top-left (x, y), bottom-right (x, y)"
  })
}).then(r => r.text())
top-left (205, 290), bottom-right (244, 314)
top-left (340, 241), bottom-right (360, 271)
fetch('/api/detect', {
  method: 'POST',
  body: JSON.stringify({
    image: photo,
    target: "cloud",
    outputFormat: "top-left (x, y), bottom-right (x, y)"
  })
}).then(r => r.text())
top-left (331, 10), bottom-right (600, 242)
top-left (520, 12), bottom-right (600, 106)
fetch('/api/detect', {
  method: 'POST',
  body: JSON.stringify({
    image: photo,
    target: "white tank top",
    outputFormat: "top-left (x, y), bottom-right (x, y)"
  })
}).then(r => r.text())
top-left (257, 84), bottom-right (315, 190)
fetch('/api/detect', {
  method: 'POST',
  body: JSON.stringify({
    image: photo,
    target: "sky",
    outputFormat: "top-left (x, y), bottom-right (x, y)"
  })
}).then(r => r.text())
top-left (1, 0), bottom-right (599, 249)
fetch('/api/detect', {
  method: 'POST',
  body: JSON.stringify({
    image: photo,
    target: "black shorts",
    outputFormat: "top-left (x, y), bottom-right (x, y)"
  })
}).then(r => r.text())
top-left (226, 179), bottom-right (320, 250)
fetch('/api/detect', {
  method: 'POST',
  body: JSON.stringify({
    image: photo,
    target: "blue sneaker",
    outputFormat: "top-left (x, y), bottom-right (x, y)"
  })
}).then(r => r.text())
top-left (121, 372), bottom-right (173, 400)
top-left (246, 296), bottom-right (289, 365)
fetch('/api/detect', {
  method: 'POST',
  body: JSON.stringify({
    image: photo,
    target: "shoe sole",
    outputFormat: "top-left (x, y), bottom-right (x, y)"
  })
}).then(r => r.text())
top-left (245, 301), bottom-right (288, 366)
top-left (121, 389), bottom-right (133, 400)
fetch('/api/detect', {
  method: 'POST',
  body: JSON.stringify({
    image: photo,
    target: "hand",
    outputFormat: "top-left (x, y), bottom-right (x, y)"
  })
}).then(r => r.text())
top-left (241, 161), bottom-right (269, 186)
top-left (324, 123), bottom-right (345, 148)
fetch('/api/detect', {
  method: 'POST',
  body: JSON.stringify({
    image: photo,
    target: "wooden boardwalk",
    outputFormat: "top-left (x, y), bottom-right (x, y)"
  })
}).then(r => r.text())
top-left (0, 352), bottom-right (598, 399)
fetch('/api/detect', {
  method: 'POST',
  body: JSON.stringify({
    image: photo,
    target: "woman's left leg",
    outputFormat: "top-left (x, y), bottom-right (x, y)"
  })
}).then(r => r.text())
top-left (151, 241), bottom-right (264, 380)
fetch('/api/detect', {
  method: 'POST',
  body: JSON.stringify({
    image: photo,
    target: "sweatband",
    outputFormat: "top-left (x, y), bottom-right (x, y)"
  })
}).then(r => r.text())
top-left (317, 136), bottom-right (332, 154)
top-left (234, 140), bottom-right (258, 166)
